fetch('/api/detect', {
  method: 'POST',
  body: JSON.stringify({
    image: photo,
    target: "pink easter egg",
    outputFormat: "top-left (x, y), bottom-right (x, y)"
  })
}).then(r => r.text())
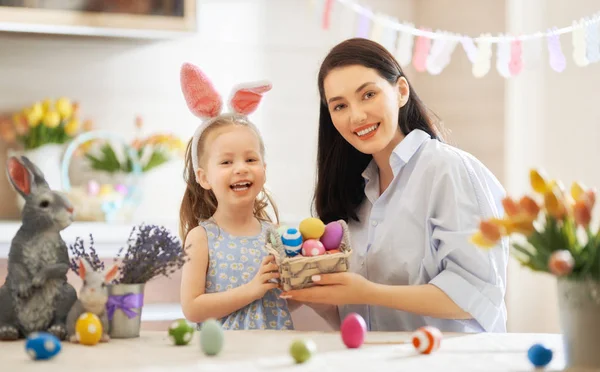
top-left (114, 184), bottom-right (128, 196)
top-left (320, 221), bottom-right (343, 251)
top-left (87, 180), bottom-right (100, 196)
top-left (301, 239), bottom-right (325, 257)
top-left (341, 313), bottom-right (367, 349)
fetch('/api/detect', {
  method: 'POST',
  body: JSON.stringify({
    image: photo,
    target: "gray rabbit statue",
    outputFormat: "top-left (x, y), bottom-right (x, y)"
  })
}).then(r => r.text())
top-left (0, 156), bottom-right (78, 341)
top-left (66, 258), bottom-right (118, 343)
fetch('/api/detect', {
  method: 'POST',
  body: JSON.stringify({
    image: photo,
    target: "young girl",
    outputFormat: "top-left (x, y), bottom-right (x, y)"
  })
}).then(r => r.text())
top-left (281, 38), bottom-right (508, 334)
top-left (178, 63), bottom-right (293, 330)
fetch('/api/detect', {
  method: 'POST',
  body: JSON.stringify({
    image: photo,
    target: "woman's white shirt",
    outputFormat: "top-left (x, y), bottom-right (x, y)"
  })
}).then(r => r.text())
top-left (338, 129), bottom-right (509, 333)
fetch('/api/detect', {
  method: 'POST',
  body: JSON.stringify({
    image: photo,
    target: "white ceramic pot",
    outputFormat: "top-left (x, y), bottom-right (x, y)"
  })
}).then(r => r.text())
top-left (557, 277), bottom-right (600, 369)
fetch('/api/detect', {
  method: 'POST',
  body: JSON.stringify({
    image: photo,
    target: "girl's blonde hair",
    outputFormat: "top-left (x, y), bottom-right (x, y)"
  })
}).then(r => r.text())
top-left (179, 115), bottom-right (279, 240)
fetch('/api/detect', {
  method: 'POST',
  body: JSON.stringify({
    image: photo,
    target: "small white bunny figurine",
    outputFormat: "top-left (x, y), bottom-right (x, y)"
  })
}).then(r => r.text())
top-left (66, 258), bottom-right (119, 343)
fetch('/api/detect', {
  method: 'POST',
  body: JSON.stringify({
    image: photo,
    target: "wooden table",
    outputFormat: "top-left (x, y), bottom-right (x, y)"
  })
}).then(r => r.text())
top-left (0, 330), bottom-right (579, 371)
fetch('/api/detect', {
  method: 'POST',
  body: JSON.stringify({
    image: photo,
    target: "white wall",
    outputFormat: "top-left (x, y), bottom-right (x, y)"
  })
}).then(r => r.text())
top-left (505, 0), bottom-right (600, 332)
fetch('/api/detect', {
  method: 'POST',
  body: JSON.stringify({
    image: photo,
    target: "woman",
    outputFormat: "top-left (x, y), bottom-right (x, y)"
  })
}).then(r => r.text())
top-left (280, 38), bottom-right (508, 333)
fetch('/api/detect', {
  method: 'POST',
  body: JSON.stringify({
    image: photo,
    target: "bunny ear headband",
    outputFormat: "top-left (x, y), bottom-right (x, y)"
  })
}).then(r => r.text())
top-left (180, 62), bottom-right (272, 171)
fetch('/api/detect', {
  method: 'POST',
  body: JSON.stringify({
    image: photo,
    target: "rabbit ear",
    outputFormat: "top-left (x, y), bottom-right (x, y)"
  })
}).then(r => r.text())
top-left (79, 258), bottom-right (88, 280)
top-left (228, 81), bottom-right (272, 116)
top-left (19, 156), bottom-right (49, 189)
top-left (104, 264), bottom-right (119, 283)
top-left (180, 63), bottom-right (223, 119)
top-left (6, 156), bottom-right (33, 198)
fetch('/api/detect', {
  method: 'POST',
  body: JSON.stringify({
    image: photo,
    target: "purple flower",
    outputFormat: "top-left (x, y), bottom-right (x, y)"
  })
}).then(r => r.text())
top-left (112, 223), bottom-right (187, 284)
top-left (69, 234), bottom-right (105, 275)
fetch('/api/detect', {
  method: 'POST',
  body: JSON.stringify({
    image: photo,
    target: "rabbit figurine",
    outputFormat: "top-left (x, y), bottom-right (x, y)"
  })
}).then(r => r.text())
top-left (66, 258), bottom-right (118, 343)
top-left (0, 156), bottom-right (78, 341)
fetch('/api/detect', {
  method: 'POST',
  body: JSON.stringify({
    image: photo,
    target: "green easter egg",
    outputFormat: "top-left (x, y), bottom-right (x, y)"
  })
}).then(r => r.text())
top-left (290, 339), bottom-right (316, 364)
top-left (168, 319), bottom-right (195, 346)
top-left (200, 319), bottom-right (224, 356)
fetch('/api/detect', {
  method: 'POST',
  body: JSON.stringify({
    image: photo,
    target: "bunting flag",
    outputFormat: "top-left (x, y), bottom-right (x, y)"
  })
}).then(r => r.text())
top-left (314, 0), bottom-right (600, 78)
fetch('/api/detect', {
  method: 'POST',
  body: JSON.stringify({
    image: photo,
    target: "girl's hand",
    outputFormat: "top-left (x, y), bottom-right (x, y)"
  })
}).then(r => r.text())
top-left (279, 272), bottom-right (375, 305)
top-left (247, 255), bottom-right (280, 301)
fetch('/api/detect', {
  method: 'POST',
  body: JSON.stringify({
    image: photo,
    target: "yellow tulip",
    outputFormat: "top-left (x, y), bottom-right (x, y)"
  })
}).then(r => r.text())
top-left (469, 231), bottom-right (497, 249)
top-left (530, 169), bottom-right (549, 194)
top-left (544, 189), bottom-right (566, 220)
top-left (31, 102), bottom-right (43, 117)
top-left (64, 118), bottom-right (80, 136)
top-left (43, 111), bottom-right (61, 128)
top-left (55, 97), bottom-right (73, 120)
top-left (25, 108), bottom-right (41, 128)
top-left (42, 98), bottom-right (53, 112)
top-left (570, 182), bottom-right (585, 201)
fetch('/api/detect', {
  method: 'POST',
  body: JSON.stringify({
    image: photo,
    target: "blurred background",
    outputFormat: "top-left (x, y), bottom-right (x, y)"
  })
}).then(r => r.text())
top-left (0, 0), bottom-right (598, 333)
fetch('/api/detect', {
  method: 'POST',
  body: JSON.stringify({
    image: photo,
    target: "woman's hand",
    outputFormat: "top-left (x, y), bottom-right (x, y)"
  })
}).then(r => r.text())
top-left (279, 272), bottom-right (375, 305)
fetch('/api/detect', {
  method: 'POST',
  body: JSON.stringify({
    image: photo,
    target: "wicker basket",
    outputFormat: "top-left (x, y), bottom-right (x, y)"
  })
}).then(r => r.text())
top-left (266, 219), bottom-right (352, 291)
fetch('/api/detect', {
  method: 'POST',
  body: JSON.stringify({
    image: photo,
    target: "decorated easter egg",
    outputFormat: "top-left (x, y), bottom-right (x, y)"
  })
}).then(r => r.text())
top-left (527, 343), bottom-right (553, 367)
top-left (302, 239), bottom-right (325, 257)
top-left (290, 339), bottom-right (316, 364)
top-left (200, 318), bottom-right (224, 356)
top-left (169, 319), bottom-right (195, 346)
top-left (114, 183), bottom-right (128, 196)
top-left (282, 228), bottom-right (303, 257)
top-left (320, 221), bottom-right (343, 250)
top-left (299, 218), bottom-right (326, 240)
top-left (99, 184), bottom-right (113, 197)
top-left (75, 312), bottom-right (103, 346)
top-left (87, 180), bottom-right (100, 196)
top-left (326, 249), bottom-right (341, 255)
top-left (25, 332), bottom-right (61, 361)
top-left (412, 326), bottom-right (442, 354)
top-left (340, 313), bottom-right (367, 349)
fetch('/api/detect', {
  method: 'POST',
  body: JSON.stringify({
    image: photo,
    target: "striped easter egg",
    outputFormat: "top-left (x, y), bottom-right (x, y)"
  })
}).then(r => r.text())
top-left (411, 326), bottom-right (442, 354)
top-left (282, 228), bottom-right (303, 256)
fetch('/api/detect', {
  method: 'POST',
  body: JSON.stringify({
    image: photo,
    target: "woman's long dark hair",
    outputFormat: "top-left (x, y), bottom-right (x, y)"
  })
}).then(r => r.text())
top-left (313, 38), bottom-right (444, 224)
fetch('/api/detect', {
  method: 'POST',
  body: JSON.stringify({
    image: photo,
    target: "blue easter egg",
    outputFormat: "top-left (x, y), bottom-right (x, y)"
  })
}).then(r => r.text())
top-left (282, 228), bottom-right (303, 247)
top-left (25, 332), bottom-right (61, 361)
top-left (527, 343), bottom-right (553, 367)
top-left (284, 248), bottom-right (300, 257)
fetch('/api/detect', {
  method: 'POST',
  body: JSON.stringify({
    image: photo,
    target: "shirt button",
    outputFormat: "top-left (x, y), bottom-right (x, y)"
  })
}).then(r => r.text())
top-left (371, 220), bottom-right (378, 226)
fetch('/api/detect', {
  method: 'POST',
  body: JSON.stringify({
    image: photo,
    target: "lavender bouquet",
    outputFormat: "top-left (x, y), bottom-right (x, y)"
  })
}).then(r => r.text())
top-left (112, 223), bottom-right (187, 284)
top-left (69, 234), bottom-right (105, 276)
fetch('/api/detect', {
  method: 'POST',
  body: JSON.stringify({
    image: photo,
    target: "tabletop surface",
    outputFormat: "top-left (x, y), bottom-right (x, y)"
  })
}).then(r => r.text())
top-left (0, 330), bottom-right (576, 371)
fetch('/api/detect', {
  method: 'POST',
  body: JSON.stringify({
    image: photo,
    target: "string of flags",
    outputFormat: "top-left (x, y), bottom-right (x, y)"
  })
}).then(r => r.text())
top-left (310, 0), bottom-right (600, 78)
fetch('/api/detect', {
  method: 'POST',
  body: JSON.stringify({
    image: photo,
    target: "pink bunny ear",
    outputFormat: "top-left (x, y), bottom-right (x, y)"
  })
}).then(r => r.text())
top-left (180, 63), bottom-right (223, 119)
top-left (229, 81), bottom-right (272, 116)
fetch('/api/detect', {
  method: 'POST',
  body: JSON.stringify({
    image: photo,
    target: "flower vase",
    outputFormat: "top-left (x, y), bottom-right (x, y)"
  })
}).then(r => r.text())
top-left (9, 144), bottom-right (65, 209)
top-left (106, 283), bottom-right (145, 338)
top-left (557, 277), bottom-right (600, 369)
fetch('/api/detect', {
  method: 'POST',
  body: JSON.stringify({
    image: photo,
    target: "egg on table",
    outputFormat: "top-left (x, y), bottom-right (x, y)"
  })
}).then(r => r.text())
top-left (289, 339), bottom-right (316, 364)
top-left (200, 318), bottom-right (224, 356)
top-left (25, 332), bottom-right (61, 361)
top-left (412, 326), bottom-right (442, 354)
top-left (75, 312), bottom-right (103, 346)
top-left (340, 313), bottom-right (367, 349)
top-left (169, 319), bottom-right (195, 346)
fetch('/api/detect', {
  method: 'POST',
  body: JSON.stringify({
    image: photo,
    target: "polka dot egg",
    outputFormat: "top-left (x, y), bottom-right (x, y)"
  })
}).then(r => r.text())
top-left (412, 326), bottom-right (442, 354)
top-left (75, 312), bottom-right (103, 346)
top-left (302, 239), bottom-right (325, 257)
top-left (25, 332), bottom-right (61, 360)
top-left (169, 319), bottom-right (195, 346)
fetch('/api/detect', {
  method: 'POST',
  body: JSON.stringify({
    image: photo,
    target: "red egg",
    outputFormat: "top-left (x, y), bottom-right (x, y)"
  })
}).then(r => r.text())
top-left (340, 313), bottom-right (367, 349)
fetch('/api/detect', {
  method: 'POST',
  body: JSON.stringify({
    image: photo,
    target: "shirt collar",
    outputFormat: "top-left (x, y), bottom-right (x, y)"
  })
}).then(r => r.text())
top-left (361, 129), bottom-right (431, 181)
